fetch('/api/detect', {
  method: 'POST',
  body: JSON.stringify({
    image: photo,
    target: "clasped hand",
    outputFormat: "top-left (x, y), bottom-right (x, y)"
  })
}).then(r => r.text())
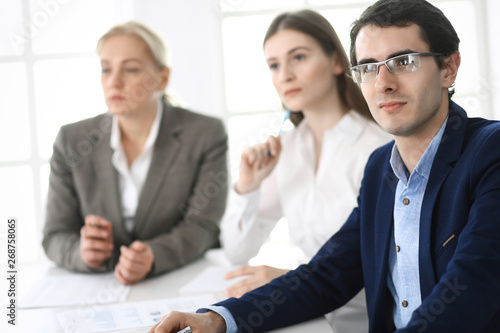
top-left (80, 215), bottom-right (114, 268)
top-left (115, 240), bottom-right (154, 285)
top-left (80, 215), bottom-right (154, 284)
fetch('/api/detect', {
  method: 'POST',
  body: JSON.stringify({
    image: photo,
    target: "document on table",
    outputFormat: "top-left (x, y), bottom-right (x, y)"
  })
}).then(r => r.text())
top-left (56, 294), bottom-right (217, 333)
top-left (178, 265), bottom-right (245, 296)
top-left (20, 272), bottom-right (130, 309)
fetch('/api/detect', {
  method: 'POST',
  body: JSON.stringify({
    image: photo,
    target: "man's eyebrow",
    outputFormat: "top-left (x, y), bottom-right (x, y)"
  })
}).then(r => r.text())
top-left (356, 49), bottom-right (418, 65)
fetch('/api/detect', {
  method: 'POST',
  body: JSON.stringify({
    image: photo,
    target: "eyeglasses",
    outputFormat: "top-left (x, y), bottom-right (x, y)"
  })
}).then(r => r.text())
top-left (349, 52), bottom-right (443, 84)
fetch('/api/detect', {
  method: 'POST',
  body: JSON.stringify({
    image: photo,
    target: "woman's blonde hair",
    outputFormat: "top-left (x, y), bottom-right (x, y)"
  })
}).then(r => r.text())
top-left (96, 21), bottom-right (169, 69)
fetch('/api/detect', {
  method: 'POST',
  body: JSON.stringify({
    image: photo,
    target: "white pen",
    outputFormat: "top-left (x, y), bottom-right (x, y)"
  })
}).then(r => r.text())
top-left (176, 326), bottom-right (192, 333)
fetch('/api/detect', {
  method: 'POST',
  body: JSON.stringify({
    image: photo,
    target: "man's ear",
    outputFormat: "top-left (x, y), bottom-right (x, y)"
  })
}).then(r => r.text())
top-left (441, 51), bottom-right (460, 89)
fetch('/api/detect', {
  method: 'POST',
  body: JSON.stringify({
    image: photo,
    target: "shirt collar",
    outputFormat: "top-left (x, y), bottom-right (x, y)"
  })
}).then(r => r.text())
top-left (390, 116), bottom-right (448, 184)
top-left (110, 98), bottom-right (163, 152)
top-left (296, 110), bottom-right (364, 145)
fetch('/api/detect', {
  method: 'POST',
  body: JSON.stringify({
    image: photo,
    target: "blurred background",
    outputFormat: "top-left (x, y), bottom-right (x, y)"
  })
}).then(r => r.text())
top-left (1, 0), bottom-right (499, 266)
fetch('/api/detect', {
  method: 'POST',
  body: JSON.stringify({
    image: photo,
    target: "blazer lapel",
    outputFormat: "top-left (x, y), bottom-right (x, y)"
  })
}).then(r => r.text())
top-left (133, 102), bottom-right (182, 235)
top-left (92, 114), bottom-right (131, 244)
top-left (375, 164), bottom-right (397, 274)
top-left (371, 159), bottom-right (397, 330)
top-left (418, 102), bottom-right (467, 299)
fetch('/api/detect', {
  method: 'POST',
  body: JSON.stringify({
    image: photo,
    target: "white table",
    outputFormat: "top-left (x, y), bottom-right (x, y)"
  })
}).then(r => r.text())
top-left (14, 258), bottom-right (332, 333)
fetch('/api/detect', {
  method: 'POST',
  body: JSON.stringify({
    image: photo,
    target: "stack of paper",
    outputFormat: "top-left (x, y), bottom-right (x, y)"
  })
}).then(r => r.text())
top-left (56, 294), bottom-right (217, 333)
top-left (20, 272), bottom-right (130, 309)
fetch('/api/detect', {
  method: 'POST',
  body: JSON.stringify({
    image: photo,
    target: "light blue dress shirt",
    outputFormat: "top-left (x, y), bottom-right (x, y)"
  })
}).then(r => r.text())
top-left (387, 118), bottom-right (448, 328)
top-left (199, 305), bottom-right (237, 333)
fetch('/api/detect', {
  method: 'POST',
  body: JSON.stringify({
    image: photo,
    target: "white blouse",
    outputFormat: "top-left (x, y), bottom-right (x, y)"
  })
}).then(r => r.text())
top-left (110, 101), bottom-right (162, 233)
top-left (220, 110), bottom-right (392, 264)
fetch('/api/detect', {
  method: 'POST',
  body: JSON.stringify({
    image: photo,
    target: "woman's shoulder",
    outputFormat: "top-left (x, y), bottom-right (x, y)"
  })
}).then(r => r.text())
top-left (59, 113), bottom-right (112, 138)
top-left (163, 104), bottom-right (226, 142)
top-left (166, 104), bottom-right (223, 127)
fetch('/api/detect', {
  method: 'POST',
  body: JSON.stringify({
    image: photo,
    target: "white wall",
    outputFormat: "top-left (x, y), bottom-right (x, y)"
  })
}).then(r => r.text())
top-left (131, 0), bottom-right (499, 120)
top-left (132, 0), bottom-right (226, 118)
top-left (487, 0), bottom-right (500, 119)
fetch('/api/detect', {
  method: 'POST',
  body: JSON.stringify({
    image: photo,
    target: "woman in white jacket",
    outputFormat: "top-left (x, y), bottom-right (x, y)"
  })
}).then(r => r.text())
top-left (220, 9), bottom-right (391, 333)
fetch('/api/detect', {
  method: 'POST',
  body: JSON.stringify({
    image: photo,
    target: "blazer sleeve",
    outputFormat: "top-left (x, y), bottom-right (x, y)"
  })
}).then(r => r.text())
top-left (401, 127), bottom-right (500, 332)
top-left (144, 118), bottom-right (228, 275)
top-left (42, 126), bottom-right (111, 273)
top-left (215, 204), bottom-right (365, 332)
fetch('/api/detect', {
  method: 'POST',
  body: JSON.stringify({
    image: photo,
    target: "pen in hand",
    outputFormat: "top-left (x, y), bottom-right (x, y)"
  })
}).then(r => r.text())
top-left (267, 110), bottom-right (291, 156)
top-left (176, 326), bottom-right (191, 333)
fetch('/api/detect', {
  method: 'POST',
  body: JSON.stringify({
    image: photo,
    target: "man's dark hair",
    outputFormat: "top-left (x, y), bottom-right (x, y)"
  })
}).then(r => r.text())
top-left (350, 0), bottom-right (460, 98)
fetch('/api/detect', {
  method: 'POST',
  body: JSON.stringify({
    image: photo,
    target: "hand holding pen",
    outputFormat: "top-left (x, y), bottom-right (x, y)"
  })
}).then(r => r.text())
top-left (268, 109), bottom-right (290, 156)
top-left (234, 111), bottom-right (290, 195)
top-left (149, 311), bottom-right (226, 333)
top-left (80, 215), bottom-right (114, 268)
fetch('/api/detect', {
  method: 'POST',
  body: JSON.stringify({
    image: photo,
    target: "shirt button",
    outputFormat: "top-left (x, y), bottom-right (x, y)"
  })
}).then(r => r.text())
top-left (402, 300), bottom-right (408, 308)
top-left (396, 246), bottom-right (400, 252)
top-left (403, 198), bottom-right (410, 205)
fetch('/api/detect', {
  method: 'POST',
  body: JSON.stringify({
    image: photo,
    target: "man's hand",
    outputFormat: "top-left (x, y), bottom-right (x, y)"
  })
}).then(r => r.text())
top-left (115, 240), bottom-right (154, 285)
top-left (80, 215), bottom-right (114, 268)
top-left (149, 311), bottom-right (226, 333)
top-left (224, 265), bottom-right (289, 298)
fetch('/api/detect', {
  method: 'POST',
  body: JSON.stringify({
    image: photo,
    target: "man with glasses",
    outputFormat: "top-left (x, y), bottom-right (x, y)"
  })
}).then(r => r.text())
top-left (149, 0), bottom-right (500, 332)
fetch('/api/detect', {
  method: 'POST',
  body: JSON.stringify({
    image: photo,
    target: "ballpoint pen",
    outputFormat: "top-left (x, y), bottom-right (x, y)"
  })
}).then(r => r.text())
top-left (276, 109), bottom-right (291, 137)
top-left (176, 326), bottom-right (192, 333)
top-left (267, 109), bottom-right (291, 156)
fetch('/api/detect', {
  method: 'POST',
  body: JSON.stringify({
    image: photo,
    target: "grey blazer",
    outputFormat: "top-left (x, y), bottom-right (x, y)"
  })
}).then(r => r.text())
top-left (42, 100), bottom-right (228, 275)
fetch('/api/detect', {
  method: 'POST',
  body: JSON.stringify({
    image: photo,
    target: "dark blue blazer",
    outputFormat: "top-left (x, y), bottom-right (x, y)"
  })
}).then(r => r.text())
top-left (217, 102), bottom-right (500, 332)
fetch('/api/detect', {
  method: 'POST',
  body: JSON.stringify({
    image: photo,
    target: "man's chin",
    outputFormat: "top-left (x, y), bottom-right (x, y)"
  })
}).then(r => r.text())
top-left (379, 123), bottom-right (410, 137)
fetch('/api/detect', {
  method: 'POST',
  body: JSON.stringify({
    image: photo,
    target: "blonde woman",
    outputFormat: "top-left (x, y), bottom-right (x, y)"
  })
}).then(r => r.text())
top-left (43, 22), bottom-right (228, 285)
